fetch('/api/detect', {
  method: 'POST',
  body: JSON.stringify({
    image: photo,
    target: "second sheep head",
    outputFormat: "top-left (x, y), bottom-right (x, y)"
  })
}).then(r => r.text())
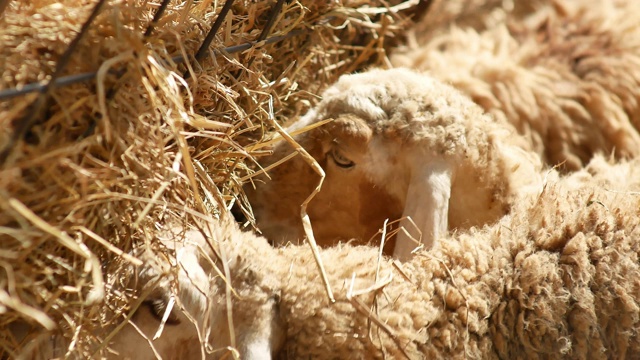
top-left (244, 68), bottom-right (543, 260)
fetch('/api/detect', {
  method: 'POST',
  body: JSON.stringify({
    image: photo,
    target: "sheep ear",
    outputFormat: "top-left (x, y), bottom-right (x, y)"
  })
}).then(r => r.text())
top-left (393, 160), bottom-right (452, 260)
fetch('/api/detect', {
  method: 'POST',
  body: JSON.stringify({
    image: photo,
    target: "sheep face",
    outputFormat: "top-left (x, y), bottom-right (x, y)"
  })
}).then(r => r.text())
top-left (247, 68), bottom-right (543, 259)
top-left (245, 114), bottom-right (405, 252)
top-left (106, 227), bottom-right (286, 360)
top-left (245, 69), bottom-right (480, 257)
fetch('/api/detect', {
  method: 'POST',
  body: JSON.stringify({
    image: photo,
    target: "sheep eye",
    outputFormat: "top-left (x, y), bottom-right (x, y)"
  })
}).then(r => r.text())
top-left (330, 148), bottom-right (355, 169)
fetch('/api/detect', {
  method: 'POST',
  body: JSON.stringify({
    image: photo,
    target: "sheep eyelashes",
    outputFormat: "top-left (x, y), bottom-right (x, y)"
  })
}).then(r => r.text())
top-left (245, 68), bottom-right (542, 259)
top-left (329, 147), bottom-right (355, 168)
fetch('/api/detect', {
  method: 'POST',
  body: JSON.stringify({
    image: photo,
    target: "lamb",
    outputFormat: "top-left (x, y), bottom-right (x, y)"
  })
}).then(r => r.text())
top-left (14, 155), bottom-right (639, 359)
top-left (391, 0), bottom-right (640, 170)
top-left (21, 155), bottom-right (634, 359)
top-left (7, 221), bottom-right (285, 360)
top-left (244, 68), bottom-right (543, 259)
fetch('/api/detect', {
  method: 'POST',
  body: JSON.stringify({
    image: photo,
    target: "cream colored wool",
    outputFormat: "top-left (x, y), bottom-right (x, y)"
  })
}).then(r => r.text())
top-left (55, 157), bottom-right (638, 359)
top-left (16, 157), bottom-right (639, 359)
top-left (277, 174), bottom-right (640, 358)
top-left (245, 68), bottom-right (543, 258)
top-left (10, 220), bottom-right (286, 360)
top-left (392, 0), bottom-right (640, 170)
top-left (411, 0), bottom-right (548, 38)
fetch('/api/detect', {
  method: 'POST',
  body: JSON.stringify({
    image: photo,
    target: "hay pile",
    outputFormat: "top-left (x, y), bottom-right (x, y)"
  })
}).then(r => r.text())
top-left (0, 0), bottom-right (416, 357)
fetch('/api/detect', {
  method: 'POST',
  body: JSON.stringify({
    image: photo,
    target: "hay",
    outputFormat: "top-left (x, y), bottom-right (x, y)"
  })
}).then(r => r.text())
top-left (0, 0), bottom-right (416, 357)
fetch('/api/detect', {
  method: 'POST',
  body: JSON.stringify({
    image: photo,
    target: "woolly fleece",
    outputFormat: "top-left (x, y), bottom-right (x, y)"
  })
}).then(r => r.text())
top-left (392, 0), bottom-right (640, 169)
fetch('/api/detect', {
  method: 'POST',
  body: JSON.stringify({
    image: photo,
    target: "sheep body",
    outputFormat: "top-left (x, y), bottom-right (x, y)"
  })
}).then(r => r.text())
top-left (392, 0), bottom-right (640, 170)
top-left (246, 68), bottom-right (543, 258)
top-left (407, 0), bottom-right (549, 38)
top-left (274, 162), bottom-right (640, 358)
top-left (108, 157), bottom-right (640, 358)
top-left (14, 157), bottom-right (639, 359)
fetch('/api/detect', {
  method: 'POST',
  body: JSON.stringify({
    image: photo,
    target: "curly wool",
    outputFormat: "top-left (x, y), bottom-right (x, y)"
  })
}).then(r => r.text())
top-left (24, 158), bottom-right (636, 359)
top-left (392, 0), bottom-right (640, 170)
top-left (276, 160), bottom-right (640, 358)
top-left (408, 0), bottom-right (549, 38)
top-left (245, 68), bottom-right (544, 254)
top-left (314, 68), bottom-right (531, 156)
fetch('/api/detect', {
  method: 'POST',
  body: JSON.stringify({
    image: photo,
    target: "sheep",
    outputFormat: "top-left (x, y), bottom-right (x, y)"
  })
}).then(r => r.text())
top-left (409, 0), bottom-right (549, 38)
top-left (391, 0), bottom-right (640, 170)
top-left (14, 155), bottom-right (638, 359)
top-left (110, 223), bottom-right (286, 360)
top-left (7, 220), bottom-right (285, 360)
top-left (244, 68), bottom-right (543, 260)
top-left (80, 156), bottom-right (640, 359)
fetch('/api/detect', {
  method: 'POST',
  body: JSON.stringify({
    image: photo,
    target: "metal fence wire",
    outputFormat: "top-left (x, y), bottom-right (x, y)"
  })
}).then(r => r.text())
top-left (0, 0), bottom-right (308, 162)
top-left (0, 1), bottom-right (423, 357)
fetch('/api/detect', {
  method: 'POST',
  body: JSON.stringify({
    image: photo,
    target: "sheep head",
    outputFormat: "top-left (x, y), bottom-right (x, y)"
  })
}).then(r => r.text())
top-left (111, 222), bottom-right (286, 360)
top-left (245, 113), bottom-right (405, 253)
top-left (246, 68), bottom-right (535, 259)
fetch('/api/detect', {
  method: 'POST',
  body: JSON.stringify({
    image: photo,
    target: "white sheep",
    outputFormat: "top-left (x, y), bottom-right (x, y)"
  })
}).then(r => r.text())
top-left (33, 155), bottom-right (635, 359)
top-left (407, 0), bottom-right (549, 38)
top-left (14, 156), bottom-right (639, 358)
top-left (7, 221), bottom-right (285, 360)
top-left (391, 0), bottom-right (640, 170)
top-left (245, 68), bottom-right (543, 260)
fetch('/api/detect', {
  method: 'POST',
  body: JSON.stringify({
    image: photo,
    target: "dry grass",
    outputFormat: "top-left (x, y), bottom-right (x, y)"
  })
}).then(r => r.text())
top-left (0, 0), bottom-right (416, 357)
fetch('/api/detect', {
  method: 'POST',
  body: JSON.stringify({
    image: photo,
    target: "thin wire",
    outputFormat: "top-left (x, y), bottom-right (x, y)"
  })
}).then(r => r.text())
top-left (143, 0), bottom-right (172, 37)
top-left (0, 29), bottom-right (306, 101)
top-left (0, 0), bottom-right (108, 163)
top-left (184, 0), bottom-right (235, 79)
top-left (193, 0), bottom-right (235, 62)
top-left (242, 0), bottom-right (289, 72)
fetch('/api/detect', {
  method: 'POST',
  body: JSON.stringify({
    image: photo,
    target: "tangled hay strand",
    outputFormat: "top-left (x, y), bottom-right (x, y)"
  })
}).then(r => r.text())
top-left (0, 0), bottom-right (416, 357)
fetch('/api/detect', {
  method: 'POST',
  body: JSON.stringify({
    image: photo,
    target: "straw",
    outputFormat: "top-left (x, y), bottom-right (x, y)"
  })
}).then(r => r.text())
top-left (0, 0), bottom-right (417, 356)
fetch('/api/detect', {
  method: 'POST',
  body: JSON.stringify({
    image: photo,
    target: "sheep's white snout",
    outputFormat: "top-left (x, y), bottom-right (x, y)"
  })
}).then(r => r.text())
top-left (233, 288), bottom-right (284, 360)
top-left (393, 159), bottom-right (452, 260)
top-left (241, 338), bottom-right (275, 360)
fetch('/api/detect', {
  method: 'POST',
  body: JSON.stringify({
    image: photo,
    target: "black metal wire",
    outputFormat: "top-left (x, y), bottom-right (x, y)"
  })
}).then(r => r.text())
top-left (183, 0), bottom-right (235, 80)
top-left (143, 0), bottom-right (171, 37)
top-left (0, 0), bottom-right (108, 163)
top-left (103, 0), bottom-right (173, 102)
top-left (72, 0), bottom-right (177, 143)
top-left (257, 0), bottom-right (288, 43)
top-left (193, 0), bottom-right (235, 62)
top-left (0, 29), bottom-right (306, 102)
top-left (0, 72), bottom-right (97, 100)
top-left (220, 29), bottom-right (304, 55)
top-left (242, 0), bottom-right (289, 72)
top-left (0, 0), bottom-right (306, 160)
top-left (50, 0), bottom-right (108, 84)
